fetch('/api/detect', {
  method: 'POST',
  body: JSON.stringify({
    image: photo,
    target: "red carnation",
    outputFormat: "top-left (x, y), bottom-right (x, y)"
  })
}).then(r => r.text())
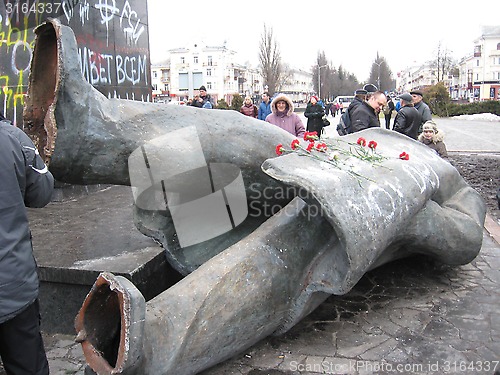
top-left (291, 139), bottom-right (300, 150)
top-left (368, 140), bottom-right (377, 149)
top-left (304, 131), bottom-right (318, 142)
top-left (357, 137), bottom-right (367, 147)
top-left (399, 152), bottom-right (410, 160)
top-left (276, 144), bottom-right (284, 156)
top-left (316, 142), bottom-right (327, 152)
top-left (306, 142), bottom-right (315, 152)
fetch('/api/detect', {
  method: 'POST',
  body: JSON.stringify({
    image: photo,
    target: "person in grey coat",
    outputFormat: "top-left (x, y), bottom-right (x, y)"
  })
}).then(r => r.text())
top-left (0, 115), bottom-right (54, 375)
top-left (392, 93), bottom-right (422, 140)
top-left (410, 90), bottom-right (432, 134)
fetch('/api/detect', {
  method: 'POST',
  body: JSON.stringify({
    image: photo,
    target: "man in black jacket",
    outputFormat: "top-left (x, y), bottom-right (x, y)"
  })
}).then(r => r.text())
top-left (350, 91), bottom-right (387, 133)
top-left (190, 85), bottom-right (213, 108)
top-left (392, 93), bottom-right (422, 139)
top-left (0, 117), bottom-right (54, 375)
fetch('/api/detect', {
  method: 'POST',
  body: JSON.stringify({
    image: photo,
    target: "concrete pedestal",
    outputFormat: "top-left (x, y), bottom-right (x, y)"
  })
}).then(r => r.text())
top-left (28, 185), bottom-right (182, 334)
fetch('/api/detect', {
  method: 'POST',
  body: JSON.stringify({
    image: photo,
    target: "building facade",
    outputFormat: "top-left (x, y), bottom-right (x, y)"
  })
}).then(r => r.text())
top-left (280, 69), bottom-right (314, 105)
top-left (154, 42), bottom-right (265, 105)
top-left (469, 26), bottom-right (500, 101)
top-left (396, 26), bottom-right (500, 102)
top-left (151, 42), bottom-right (314, 106)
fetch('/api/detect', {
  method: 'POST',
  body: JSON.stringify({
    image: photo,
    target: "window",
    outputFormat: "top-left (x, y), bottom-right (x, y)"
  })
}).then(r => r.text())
top-left (152, 84), bottom-right (157, 90)
top-left (208, 56), bottom-right (213, 66)
top-left (474, 45), bottom-right (481, 57)
top-left (193, 72), bottom-right (203, 89)
top-left (497, 43), bottom-right (500, 50)
top-left (194, 56), bottom-right (198, 64)
top-left (181, 57), bottom-right (185, 64)
top-left (207, 69), bottom-right (212, 76)
top-left (207, 82), bottom-right (212, 90)
top-left (179, 73), bottom-right (188, 90)
top-left (153, 71), bottom-right (157, 78)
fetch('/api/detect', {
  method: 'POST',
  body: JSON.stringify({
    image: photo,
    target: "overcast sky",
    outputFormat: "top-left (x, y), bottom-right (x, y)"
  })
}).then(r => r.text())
top-left (147, 0), bottom-right (500, 82)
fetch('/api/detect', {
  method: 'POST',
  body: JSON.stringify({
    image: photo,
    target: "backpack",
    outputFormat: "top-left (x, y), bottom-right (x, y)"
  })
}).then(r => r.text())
top-left (383, 99), bottom-right (394, 115)
top-left (336, 109), bottom-right (352, 135)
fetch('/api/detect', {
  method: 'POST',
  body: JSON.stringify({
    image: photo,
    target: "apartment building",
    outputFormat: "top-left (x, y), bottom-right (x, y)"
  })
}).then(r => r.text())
top-left (396, 26), bottom-right (500, 102)
top-left (280, 69), bottom-right (314, 104)
top-left (151, 42), bottom-right (314, 105)
top-left (469, 26), bottom-right (500, 100)
top-left (151, 42), bottom-right (266, 105)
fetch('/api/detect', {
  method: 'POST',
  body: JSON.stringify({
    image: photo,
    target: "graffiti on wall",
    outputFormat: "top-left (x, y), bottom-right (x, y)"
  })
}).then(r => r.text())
top-left (0, 0), bottom-right (151, 126)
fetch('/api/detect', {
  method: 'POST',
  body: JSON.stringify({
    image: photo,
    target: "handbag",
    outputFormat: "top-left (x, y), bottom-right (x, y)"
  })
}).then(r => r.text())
top-left (322, 115), bottom-right (330, 127)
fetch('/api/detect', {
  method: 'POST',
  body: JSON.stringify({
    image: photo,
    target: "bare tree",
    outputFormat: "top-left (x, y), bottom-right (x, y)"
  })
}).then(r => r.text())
top-left (432, 41), bottom-right (454, 82)
top-left (258, 24), bottom-right (283, 95)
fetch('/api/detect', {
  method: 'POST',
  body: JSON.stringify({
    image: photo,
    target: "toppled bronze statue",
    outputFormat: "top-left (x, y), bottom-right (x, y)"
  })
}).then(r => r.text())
top-left (24, 19), bottom-right (486, 375)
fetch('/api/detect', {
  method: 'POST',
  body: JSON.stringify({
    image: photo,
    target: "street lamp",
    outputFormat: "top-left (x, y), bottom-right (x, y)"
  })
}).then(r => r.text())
top-left (374, 61), bottom-right (384, 89)
top-left (318, 64), bottom-right (328, 99)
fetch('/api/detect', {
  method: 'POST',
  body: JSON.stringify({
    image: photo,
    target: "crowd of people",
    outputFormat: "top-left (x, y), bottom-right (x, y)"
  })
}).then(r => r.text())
top-left (185, 83), bottom-right (444, 157)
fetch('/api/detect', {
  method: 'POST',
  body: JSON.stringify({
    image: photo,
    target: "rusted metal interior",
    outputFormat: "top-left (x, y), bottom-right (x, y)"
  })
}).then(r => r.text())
top-left (23, 21), bottom-right (59, 165)
top-left (75, 276), bottom-right (123, 373)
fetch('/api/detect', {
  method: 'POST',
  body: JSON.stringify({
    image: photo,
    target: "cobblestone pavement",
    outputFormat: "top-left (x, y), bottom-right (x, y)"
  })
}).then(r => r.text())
top-left (1, 224), bottom-right (498, 375)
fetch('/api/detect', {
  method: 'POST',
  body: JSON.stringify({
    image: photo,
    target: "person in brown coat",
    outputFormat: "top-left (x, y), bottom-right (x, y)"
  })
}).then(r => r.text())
top-left (418, 120), bottom-right (448, 158)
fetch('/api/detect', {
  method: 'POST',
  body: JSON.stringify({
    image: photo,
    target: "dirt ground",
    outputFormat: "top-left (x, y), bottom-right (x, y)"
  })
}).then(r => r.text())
top-left (448, 152), bottom-right (500, 224)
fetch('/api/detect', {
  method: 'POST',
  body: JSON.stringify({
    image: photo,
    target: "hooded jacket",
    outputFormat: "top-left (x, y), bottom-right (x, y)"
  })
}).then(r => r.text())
top-left (0, 120), bottom-right (54, 323)
top-left (418, 125), bottom-right (448, 158)
top-left (265, 94), bottom-right (305, 137)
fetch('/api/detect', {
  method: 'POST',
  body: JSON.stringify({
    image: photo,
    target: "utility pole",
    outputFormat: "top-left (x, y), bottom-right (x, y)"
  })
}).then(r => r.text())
top-left (374, 61), bottom-right (384, 90)
top-left (318, 64), bottom-right (328, 99)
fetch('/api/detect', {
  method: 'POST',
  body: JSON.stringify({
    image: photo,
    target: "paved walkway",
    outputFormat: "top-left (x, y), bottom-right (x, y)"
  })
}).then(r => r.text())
top-left (4, 223), bottom-right (497, 375)
top-left (1, 115), bottom-right (499, 375)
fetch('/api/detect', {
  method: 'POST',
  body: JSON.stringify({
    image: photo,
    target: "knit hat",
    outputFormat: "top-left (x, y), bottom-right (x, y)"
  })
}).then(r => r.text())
top-left (199, 85), bottom-right (207, 91)
top-left (310, 95), bottom-right (318, 102)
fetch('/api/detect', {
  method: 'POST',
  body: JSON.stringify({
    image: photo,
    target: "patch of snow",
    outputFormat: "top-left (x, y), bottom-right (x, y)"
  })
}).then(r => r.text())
top-left (451, 113), bottom-right (500, 122)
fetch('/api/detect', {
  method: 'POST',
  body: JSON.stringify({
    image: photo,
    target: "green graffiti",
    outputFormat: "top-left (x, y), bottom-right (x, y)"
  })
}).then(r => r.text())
top-left (0, 14), bottom-right (34, 124)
